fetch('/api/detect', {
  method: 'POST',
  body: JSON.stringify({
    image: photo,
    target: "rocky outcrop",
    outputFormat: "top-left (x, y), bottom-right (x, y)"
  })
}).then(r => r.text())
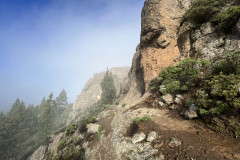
top-left (48, 133), bottom-right (64, 156)
top-left (68, 67), bottom-right (129, 121)
top-left (178, 21), bottom-right (240, 60)
top-left (129, 0), bottom-right (191, 93)
top-left (28, 146), bottom-right (47, 160)
top-left (87, 123), bottom-right (100, 134)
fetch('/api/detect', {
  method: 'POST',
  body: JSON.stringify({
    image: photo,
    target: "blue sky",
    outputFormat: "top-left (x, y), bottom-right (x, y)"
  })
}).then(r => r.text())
top-left (0, 0), bottom-right (145, 112)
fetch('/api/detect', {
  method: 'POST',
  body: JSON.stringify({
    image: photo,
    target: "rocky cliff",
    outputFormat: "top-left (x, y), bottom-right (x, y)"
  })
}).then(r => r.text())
top-left (68, 67), bottom-right (129, 122)
top-left (178, 4), bottom-right (240, 60)
top-left (129, 0), bottom-right (190, 94)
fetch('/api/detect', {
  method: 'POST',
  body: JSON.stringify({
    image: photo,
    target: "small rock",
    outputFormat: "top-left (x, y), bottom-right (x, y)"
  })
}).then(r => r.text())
top-left (86, 123), bottom-right (100, 134)
top-left (169, 105), bottom-right (177, 110)
top-left (162, 94), bottom-right (173, 105)
top-left (184, 104), bottom-right (198, 119)
top-left (156, 153), bottom-right (165, 160)
top-left (158, 101), bottom-right (165, 107)
top-left (122, 128), bottom-right (127, 135)
top-left (205, 150), bottom-right (210, 154)
top-left (168, 138), bottom-right (182, 147)
top-left (147, 131), bottom-right (158, 142)
top-left (82, 142), bottom-right (89, 149)
top-left (174, 97), bottom-right (182, 104)
top-left (234, 153), bottom-right (240, 159)
top-left (125, 137), bottom-right (131, 142)
top-left (154, 142), bottom-right (164, 149)
top-left (176, 94), bottom-right (183, 99)
top-left (132, 132), bottom-right (146, 144)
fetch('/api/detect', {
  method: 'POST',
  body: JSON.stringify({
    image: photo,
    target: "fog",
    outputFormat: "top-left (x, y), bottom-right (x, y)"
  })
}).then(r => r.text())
top-left (0, 0), bottom-right (145, 112)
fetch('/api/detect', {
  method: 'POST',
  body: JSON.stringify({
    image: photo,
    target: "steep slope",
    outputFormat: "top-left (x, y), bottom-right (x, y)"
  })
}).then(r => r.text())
top-left (68, 67), bottom-right (129, 122)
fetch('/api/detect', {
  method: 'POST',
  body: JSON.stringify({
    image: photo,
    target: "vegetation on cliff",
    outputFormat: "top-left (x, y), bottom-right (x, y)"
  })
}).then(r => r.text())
top-left (182, 0), bottom-right (240, 32)
top-left (150, 58), bottom-right (210, 95)
top-left (150, 51), bottom-right (240, 137)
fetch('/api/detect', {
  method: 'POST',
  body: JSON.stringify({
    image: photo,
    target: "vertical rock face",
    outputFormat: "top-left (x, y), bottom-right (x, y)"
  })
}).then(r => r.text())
top-left (128, 45), bottom-right (145, 100)
top-left (130, 0), bottom-right (190, 93)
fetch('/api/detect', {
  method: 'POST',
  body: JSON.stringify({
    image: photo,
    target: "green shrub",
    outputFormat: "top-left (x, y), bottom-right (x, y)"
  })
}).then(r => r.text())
top-left (182, 0), bottom-right (225, 26)
top-left (122, 88), bottom-right (129, 94)
top-left (57, 140), bottom-right (66, 150)
top-left (163, 81), bottom-right (181, 95)
top-left (133, 116), bottom-right (152, 123)
top-left (212, 51), bottom-right (240, 75)
top-left (133, 117), bottom-right (141, 123)
top-left (97, 126), bottom-right (103, 140)
top-left (53, 147), bottom-right (85, 160)
top-left (198, 108), bottom-right (209, 116)
top-left (213, 5), bottom-right (240, 32)
top-left (79, 115), bottom-right (97, 133)
top-left (122, 103), bottom-right (126, 107)
top-left (150, 58), bottom-right (210, 95)
top-left (141, 116), bottom-right (152, 122)
top-left (149, 78), bottom-right (161, 92)
top-left (72, 136), bottom-right (82, 146)
top-left (185, 100), bottom-right (193, 107)
top-left (65, 123), bottom-right (78, 136)
top-left (197, 72), bottom-right (240, 116)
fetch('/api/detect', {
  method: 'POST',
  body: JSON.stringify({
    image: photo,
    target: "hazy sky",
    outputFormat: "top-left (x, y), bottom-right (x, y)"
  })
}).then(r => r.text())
top-left (0, 0), bottom-right (145, 112)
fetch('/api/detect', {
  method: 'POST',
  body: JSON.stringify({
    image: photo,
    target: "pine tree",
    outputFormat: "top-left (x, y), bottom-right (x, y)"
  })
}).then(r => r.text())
top-left (25, 104), bottom-right (39, 135)
top-left (38, 93), bottom-right (56, 141)
top-left (3, 99), bottom-right (27, 158)
top-left (6, 99), bottom-right (26, 140)
top-left (56, 89), bottom-right (68, 108)
top-left (100, 69), bottom-right (117, 105)
top-left (0, 111), bottom-right (6, 158)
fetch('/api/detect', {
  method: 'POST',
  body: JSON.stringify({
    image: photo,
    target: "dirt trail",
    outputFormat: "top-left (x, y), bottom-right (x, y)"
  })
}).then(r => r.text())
top-left (126, 101), bottom-right (240, 160)
top-left (85, 94), bottom-right (240, 160)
